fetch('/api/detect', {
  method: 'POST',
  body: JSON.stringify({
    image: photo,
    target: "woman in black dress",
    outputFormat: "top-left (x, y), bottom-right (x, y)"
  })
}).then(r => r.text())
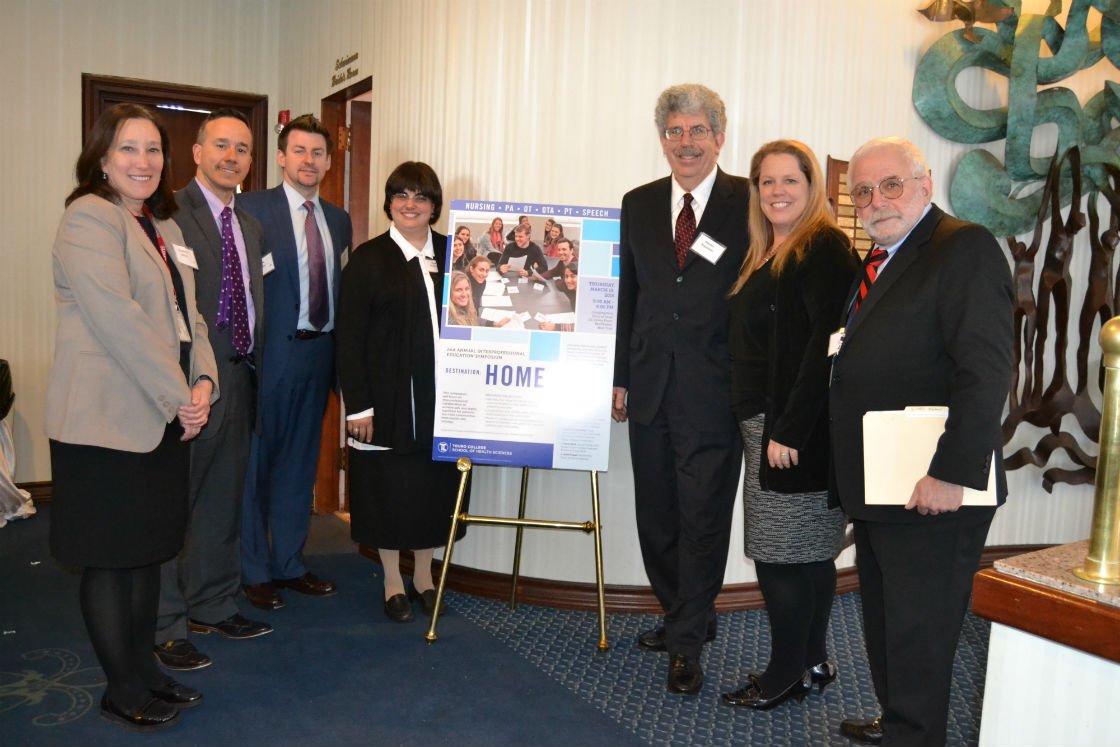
top-left (722, 140), bottom-right (858, 710)
top-left (336, 162), bottom-right (466, 623)
top-left (46, 103), bottom-right (218, 731)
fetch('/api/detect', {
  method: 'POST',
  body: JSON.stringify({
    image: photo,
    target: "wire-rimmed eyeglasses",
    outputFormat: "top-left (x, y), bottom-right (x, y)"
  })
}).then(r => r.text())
top-left (849, 175), bottom-right (927, 208)
top-left (663, 125), bottom-right (713, 141)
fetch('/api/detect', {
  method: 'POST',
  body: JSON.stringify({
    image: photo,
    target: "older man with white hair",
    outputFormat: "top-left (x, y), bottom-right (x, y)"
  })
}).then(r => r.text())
top-left (829, 137), bottom-right (1013, 745)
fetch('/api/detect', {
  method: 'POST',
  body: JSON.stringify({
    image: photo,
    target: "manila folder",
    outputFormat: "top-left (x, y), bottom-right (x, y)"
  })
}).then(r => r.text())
top-left (862, 407), bottom-right (997, 506)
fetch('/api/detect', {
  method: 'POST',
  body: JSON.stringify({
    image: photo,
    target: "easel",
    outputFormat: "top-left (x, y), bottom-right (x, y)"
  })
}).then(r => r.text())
top-left (424, 458), bottom-right (609, 651)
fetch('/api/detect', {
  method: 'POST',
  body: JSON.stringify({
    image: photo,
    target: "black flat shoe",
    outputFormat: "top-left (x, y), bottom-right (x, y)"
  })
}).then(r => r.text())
top-left (807, 660), bottom-right (837, 693)
top-left (407, 583), bottom-right (441, 616)
top-left (384, 593), bottom-right (414, 623)
top-left (99, 694), bottom-right (180, 732)
top-left (151, 680), bottom-right (202, 709)
top-left (721, 672), bottom-right (811, 710)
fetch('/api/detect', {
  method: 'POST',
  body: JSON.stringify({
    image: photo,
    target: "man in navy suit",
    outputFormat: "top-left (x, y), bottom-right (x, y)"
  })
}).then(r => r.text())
top-left (237, 114), bottom-right (352, 611)
top-left (612, 84), bottom-right (748, 696)
top-left (830, 138), bottom-right (1013, 746)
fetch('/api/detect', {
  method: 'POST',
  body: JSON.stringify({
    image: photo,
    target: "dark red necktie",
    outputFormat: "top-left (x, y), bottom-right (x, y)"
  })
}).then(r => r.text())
top-left (848, 247), bottom-right (888, 323)
top-left (674, 193), bottom-right (696, 269)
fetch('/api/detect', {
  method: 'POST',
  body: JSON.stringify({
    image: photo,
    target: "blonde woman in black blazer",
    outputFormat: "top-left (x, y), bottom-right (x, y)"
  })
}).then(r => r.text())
top-left (46, 104), bottom-right (218, 731)
top-left (723, 140), bottom-right (858, 710)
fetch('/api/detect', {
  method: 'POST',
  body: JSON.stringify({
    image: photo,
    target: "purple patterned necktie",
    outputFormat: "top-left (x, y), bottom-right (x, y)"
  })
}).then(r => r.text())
top-left (304, 201), bottom-right (329, 330)
top-left (217, 206), bottom-right (251, 355)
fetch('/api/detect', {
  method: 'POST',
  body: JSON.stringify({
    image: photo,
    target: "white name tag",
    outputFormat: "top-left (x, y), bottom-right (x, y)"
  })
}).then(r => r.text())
top-left (173, 244), bottom-right (198, 270)
top-left (422, 256), bottom-right (439, 274)
top-left (828, 327), bottom-right (845, 357)
top-left (174, 307), bottom-right (192, 342)
top-left (689, 232), bottom-right (727, 264)
top-left (340, 247), bottom-right (349, 269)
top-left (262, 253), bottom-right (275, 275)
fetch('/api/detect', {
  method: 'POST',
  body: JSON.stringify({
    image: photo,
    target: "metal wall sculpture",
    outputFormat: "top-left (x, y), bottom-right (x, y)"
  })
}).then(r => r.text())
top-left (915, 0), bottom-right (1120, 489)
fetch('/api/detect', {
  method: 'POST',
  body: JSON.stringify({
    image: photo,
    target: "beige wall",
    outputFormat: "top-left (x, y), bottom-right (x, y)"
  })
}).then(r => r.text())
top-left (1, 0), bottom-right (1110, 582)
top-left (0, 0), bottom-right (281, 482)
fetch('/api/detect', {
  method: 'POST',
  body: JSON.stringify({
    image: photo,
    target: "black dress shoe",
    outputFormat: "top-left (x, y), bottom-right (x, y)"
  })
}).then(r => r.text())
top-left (721, 672), bottom-right (811, 710)
top-left (153, 639), bottom-right (211, 671)
top-left (636, 623), bottom-right (718, 652)
top-left (99, 694), bottom-right (180, 732)
top-left (840, 717), bottom-right (883, 744)
top-left (150, 680), bottom-right (202, 709)
top-left (407, 583), bottom-right (441, 616)
top-left (807, 660), bottom-right (838, 693)
top-left (243, 582), bottom-right (284, 611)
top-left (273, 572), bottom-right (337, 596)
top-left (666, 653), bottom-right (703, 695)
top-left (189, 613), bottom-right (273, 640)
top-left (384, 593), bottom-right (414, 623)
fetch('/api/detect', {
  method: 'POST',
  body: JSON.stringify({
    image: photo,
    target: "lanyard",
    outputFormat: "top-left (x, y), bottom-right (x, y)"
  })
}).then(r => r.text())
top-left (135, 206), bottom-right (177, 305)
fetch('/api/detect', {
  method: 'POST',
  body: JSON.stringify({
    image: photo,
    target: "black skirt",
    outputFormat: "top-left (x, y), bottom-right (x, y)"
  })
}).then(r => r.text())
top-left (49, 422), bottom-right (189, 568)
top-left (348, 448), bottom-right (467, 549)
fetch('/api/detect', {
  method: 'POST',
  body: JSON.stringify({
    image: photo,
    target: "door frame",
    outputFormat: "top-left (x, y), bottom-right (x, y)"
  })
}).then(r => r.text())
top-left (82, 73), bottom-right (269, 193)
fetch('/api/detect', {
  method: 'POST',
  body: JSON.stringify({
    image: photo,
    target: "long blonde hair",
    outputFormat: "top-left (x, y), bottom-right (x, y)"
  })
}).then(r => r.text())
top-left (731, 139), bottom-right (840, 295)
top-left (447, 271), bottom-right (479, 326)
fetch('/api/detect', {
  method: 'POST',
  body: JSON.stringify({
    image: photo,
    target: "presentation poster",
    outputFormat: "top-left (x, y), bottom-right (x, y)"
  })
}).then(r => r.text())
top-left (432, 199), bottom-right (621, 471)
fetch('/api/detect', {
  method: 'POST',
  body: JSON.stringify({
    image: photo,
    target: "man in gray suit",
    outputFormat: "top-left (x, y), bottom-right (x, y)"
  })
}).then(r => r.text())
top-left (154, 109), bottom-right (272, 671)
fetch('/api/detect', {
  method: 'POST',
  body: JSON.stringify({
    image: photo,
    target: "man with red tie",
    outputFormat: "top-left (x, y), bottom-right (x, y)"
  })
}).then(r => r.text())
top-left (238, 115), bottom-right (352, 611)
top-left (612, 84), bottom-right (749, 696)
top-left (829, 138), bottom-right (1013, 745)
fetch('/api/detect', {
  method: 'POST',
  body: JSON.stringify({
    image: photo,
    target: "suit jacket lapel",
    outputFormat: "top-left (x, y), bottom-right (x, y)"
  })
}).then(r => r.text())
top-left (269, 186), bottom-right (301, 301)
top-left (684, 168), bottom-right (732, 271)
top-left (651, 177), bottom-right (676, 271)
top-left (184, 182), bottom-right (224, 267)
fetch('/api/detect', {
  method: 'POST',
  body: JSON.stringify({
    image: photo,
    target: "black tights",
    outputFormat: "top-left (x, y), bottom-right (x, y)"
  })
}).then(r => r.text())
top-left (753, 559), bottom-right (837, 696)
top-left (80, 564), bottom-right (169, 707)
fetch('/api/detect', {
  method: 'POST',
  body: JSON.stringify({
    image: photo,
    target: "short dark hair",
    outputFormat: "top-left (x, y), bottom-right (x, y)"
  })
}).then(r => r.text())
top-left (382, 161), bottom-right (442, 224)
top-left (513, 223), bottom-right (531, 236)
top-left (278, 113), bottom-right (333, 155)
top-left (196, 107), bottom-right (251, 144)
top-left (67, 103), bottom-right (177, 220)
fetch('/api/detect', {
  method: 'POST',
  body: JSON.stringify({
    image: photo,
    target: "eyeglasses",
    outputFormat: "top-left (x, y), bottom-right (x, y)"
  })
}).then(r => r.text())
top-left (663, 125), bottom-right (712, 141)
top-left (849, 175), bottom-right (926, 208)
top-left (391, 191), bottom-right (432, 205)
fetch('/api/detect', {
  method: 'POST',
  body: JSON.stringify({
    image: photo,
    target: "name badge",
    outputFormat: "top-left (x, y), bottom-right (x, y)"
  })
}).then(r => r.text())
top-left (262, 253), bottom-right (275, 275)
top-left (174, 307), bottom-right (192, 342)
top-left (422, 256), bottom-right (439, 274)
top-left (689, 232), bottom-right (727, 264)
top-left (173, 244), bottom-right (198, 270)
top-left (340, 246), bottom-right (350, 269)
top-left (828, 327), bottom-right (845, 357)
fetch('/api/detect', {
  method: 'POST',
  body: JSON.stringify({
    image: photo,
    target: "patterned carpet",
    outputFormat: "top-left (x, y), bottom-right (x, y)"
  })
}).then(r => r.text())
top-left (448, 590), bottom-right (990, 747)
top-left (0, 508), bottom-right (990, 746)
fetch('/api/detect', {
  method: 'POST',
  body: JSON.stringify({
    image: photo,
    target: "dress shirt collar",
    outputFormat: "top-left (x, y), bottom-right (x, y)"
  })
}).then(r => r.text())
top-left (389, 223), bottom-right (434, 262)
top-left (671, 165), bottom-right (718, 213)
top-left (194, 178), bottom-right (236, 214)
top-left (282, 180), bottom-right (320, 213)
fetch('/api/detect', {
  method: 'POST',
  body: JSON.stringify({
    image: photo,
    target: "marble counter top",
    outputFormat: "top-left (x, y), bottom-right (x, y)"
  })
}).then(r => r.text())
top-left (993, 540), bottom-right (1120, 609)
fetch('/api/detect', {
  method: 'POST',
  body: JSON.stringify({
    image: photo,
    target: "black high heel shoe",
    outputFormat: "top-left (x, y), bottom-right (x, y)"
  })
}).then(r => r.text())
top-left (720, 672), bottom-right (811, 710)
top-left (807, 661), bottom-right (837, 693)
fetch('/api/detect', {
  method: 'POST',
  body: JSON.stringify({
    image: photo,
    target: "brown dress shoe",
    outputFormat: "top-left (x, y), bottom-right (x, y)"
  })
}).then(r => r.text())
top-left (243, 582), bottom-right (285, 610)
top-left (840, 717), bottom-right (883, 744)
top-left (273, 572), bottom-right (337, 597)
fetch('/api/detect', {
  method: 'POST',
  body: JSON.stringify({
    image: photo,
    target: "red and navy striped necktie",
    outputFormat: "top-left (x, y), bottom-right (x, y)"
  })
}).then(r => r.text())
top-left (848, 247), bottom-right (888, 323)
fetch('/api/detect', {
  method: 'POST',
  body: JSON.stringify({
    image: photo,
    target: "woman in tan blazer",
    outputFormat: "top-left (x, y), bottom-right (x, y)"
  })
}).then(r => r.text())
top-left (46, 103), bottom-right (218, 732)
